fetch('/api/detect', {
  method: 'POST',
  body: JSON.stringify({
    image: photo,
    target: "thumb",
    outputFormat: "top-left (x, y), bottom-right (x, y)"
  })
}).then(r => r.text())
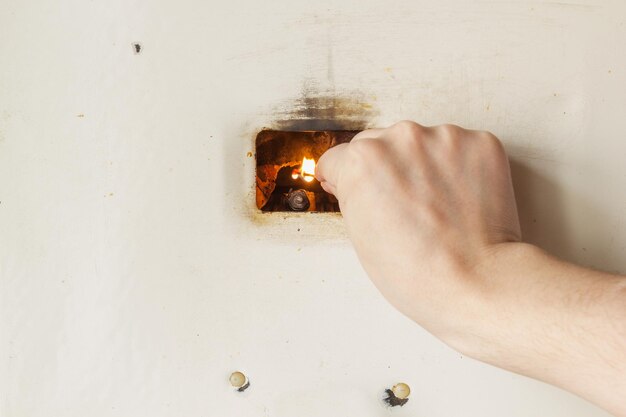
top-left (315, 143), bottom-right (348, 197)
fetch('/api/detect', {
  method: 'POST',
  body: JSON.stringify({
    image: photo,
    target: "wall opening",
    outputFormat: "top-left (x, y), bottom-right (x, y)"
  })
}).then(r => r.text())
top-left (255, 130), bottom-right (358, 212)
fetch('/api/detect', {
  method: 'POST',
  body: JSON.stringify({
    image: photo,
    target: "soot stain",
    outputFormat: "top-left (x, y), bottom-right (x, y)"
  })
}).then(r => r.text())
top-left (270, 81), bottom-right (377, 131)
top-left (245, 82), bottom-right (377, 229)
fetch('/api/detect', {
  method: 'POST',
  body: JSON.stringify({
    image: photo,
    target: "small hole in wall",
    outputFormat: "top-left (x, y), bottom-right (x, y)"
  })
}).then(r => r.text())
top-left (255, 130), bottom-right (358, 212)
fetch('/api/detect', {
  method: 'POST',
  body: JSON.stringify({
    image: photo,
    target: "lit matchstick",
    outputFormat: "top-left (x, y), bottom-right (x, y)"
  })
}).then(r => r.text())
top-left (291, 157), bottom-right (316, 182)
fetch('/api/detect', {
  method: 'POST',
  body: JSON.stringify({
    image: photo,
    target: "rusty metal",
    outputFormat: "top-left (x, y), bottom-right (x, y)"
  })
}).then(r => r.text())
top-left (287, 189), bottom-right (310, 211)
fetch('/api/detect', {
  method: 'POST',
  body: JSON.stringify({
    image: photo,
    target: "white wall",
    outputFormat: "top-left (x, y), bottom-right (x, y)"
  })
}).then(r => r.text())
top-left (1, 0), bottom-right (624, 416)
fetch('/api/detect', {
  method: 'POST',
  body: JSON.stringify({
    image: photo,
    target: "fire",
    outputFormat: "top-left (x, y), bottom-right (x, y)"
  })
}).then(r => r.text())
top-left (291, 157), bottom-right (316, 182)
top-left (301, 157), bottom-right (316, 182)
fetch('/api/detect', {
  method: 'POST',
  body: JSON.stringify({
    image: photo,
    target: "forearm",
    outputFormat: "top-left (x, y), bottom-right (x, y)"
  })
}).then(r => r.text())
top-left (457, 243), bottom-right (626, 416)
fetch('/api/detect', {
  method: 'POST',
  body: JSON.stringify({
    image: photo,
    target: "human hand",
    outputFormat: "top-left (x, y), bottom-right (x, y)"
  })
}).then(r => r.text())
top-left (316, 121), bottom-right (520, 339)
top-left (316, 121), bottom-right (626, 416)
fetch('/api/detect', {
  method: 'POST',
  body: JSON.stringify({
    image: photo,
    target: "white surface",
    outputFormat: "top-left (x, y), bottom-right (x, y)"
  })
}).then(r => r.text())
top-left (1, 0), bottom-right (625, 416)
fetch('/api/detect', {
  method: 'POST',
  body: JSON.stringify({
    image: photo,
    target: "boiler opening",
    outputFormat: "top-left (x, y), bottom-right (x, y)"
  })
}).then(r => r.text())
top-left (255, 130), bottom-right (358, 212)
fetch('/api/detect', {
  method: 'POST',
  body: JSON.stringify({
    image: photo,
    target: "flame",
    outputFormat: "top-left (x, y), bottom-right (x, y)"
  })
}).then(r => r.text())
top-left (301, 157), bottom-right (316, 182)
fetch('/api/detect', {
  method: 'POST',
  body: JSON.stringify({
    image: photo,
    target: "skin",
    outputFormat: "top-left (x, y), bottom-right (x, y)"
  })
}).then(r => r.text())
top-left (315, 121), bottom-right (626, 416)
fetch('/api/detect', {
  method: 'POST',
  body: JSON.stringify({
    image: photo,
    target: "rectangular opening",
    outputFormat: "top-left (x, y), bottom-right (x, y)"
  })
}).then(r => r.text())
top-left (255, 130), bottom-right (358, 212)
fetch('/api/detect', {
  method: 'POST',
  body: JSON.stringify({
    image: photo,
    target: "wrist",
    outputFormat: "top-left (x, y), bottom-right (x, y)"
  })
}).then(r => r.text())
top-left (436, 242), bottom-right (542, 358)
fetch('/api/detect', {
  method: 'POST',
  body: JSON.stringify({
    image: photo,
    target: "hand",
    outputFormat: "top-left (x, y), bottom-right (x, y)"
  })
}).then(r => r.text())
top-left (316, 121), bottom-right (520, 338)
top-left (316, 121), bottom-right (626, 416)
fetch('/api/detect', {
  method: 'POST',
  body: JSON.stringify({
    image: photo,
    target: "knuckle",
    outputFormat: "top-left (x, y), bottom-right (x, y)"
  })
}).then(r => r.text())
top-left (436, 124), bottom-right (462, 139)
top-left (435, 124), bottom-right (464, 152)
top-left (474, 131), bottom-right (509, 173)
top-left (389, 121), bottom-right (429, 152)
top-left (391, 120), bottom-right (425, 137)
top-left (479, 131), bottom-right (505, 155)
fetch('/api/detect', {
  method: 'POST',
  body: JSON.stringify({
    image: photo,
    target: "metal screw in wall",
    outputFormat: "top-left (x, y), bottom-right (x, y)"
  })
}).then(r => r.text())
top-left (229, 371), bottom-right (250, 392)
top-left (287, 189), bottom-right (310, 211)
top-left (384, 382), bottom-right (410, 407)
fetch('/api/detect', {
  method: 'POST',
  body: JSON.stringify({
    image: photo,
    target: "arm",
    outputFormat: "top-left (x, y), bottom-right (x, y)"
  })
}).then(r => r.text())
top-left (315, 121), bottom-right (626, 416)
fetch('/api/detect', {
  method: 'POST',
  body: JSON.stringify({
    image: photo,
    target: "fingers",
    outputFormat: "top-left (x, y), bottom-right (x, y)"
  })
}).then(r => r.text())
top-left (315, 123), bottom-right (425, 196)
top-left (316, 128), bottom-right (386, 196)
top-left (315, 142), bottom-right (348, 195)
top-left (319, 180), bottom-right (337, 196)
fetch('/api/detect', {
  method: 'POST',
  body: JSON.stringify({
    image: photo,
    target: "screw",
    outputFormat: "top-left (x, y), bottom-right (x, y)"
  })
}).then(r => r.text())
top-left (392, 383), bottom-right (410, 399)
top-left (384, 382), bottom-right (410, 407)
top-left (287, 189), bottom-right (310, 211)
top-left (229, 371), bottom-right (250, 392)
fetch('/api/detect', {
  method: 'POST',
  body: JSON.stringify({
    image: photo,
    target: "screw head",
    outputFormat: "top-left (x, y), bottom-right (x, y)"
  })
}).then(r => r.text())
top-left (287, 189), bottom-right (310, 211)
top-left (229, 371), bottom-right (247, 388)
top-left (391, 382), bottom-right (410, 399)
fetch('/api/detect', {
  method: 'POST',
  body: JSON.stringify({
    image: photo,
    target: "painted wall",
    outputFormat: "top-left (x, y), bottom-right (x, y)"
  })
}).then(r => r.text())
top-left (1, 0), bottom-right (624, 416)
